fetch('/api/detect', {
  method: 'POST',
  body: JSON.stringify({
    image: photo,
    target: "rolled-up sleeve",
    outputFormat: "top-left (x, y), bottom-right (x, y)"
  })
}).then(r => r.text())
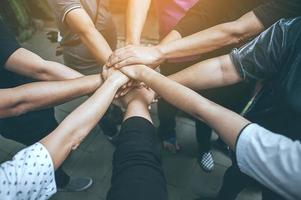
top-left (236, 124), bottom-right (301, 200)
top-left (0, 143), bottom-right (56, 200)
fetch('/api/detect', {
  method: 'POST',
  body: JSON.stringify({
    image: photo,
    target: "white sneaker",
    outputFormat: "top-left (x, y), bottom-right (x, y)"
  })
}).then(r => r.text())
top-left (198, 152), bottom-right (214, 173)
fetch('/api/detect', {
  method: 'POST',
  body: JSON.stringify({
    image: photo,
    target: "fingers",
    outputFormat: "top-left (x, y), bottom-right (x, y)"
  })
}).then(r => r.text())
top-left (120, 87), bottom-right (132, 97)
top-left (115, 82), bottom-right (133, 99)
top-left (113, 57), bottom-right (141, 69)
top-left (107, 47), bottom-right (135, 67)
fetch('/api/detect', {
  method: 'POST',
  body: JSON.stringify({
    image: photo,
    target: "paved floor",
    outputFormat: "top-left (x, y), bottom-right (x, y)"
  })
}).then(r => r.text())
top-left (0, 16), bottom-right (261, 200)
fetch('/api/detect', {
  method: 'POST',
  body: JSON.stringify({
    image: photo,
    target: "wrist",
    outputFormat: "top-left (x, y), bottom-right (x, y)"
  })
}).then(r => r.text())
top-left (155, 45), bottom-right (166, 63)
top-left (106, 75), bottom-right (124, 90)
top-left (139, 67), bottom-right (154, 83)
top-left (125, 36), bottom-right (140, 46)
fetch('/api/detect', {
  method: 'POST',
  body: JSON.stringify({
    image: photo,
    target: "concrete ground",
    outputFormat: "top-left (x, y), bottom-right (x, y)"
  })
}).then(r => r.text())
top-left (0, 14), bottom-right (261, 200)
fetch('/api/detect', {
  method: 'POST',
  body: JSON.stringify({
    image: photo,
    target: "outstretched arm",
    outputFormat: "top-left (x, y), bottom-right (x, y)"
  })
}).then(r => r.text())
top-left (120, 65), bottom-right (248, 149)
top-left (40, 71), bottom-right (128, 169)
top-left (0, 75), bottom-right (102, 118)
top-left (125, 0), bottom-right (152, 45)
top-left (5, 48), bottom-right (83, 81)
top-left (65, 8), bottom-right (113, 64)
top-left (168, 55), bottom-right (242, 90)
top-left (107, 12), bottom-right (263, 68)
top-left (157, 12), bottom-right (263, 59)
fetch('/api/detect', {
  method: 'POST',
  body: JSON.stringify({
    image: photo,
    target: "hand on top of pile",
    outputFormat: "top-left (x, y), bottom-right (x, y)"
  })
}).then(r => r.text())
top-left (106, 44), bottom-right (165, 69)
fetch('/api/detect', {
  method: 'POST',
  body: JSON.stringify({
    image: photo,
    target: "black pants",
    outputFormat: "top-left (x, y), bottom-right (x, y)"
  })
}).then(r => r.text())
top-left (158, 59), bottom-right (252, 153)
top-left (0, 108), bottom-right (70, 187)
top-left (107, 117), bottom-right (167, 200)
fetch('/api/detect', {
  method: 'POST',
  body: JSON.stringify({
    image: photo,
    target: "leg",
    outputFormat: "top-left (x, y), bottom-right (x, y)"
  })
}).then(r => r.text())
top-left (196, 121), bottom-right (211, 154)
top-left (158, 62), bottom-right (180, 153)
top-left (107, 93), bottom-right (167, 200)
top-left (157, 98), bottom-right (177, 138)
top-left (217, 155), bottom-right (258, 200)
top-left (195, 120), bottom-right (214, 172)
top-left (158, 60), bottom-right (198, 152)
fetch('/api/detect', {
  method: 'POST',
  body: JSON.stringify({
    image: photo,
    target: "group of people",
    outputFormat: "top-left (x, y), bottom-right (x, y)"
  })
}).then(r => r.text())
top-left (0, 0), bottom-right (301, 199)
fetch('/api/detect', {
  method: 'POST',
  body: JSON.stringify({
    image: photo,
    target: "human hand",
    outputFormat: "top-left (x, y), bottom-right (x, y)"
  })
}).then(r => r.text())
top-left (120, 87), bottom-right (156, 108)
top-left (118, 64), bottom-right (150, 81)
top-left (103, 64), bottom-right (137, 98)
top-left (106, 45), bottom-right (164, 69)
top-left (114, 80), bottom-right (147, 98)
top-left (105, 67), bottom-right (130, 89)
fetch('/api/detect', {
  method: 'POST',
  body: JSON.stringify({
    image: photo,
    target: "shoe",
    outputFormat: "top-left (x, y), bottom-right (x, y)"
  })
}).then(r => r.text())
top-left (58, 177), bottom-right (93, 192)
top-left (162, 137), bottom-right (181, 154)
top-left (99, 104), bottom-right (123, 138)
top-left (198, 152), bottom-right (214, 173)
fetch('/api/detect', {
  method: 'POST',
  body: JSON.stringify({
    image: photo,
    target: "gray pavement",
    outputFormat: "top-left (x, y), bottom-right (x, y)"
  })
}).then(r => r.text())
top-left (0, 20), bottom-right (261, 200)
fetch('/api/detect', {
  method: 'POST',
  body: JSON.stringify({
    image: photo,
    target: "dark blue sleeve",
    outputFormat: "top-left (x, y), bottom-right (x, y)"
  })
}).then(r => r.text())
top-left (230, 18), bottom-right (301, 82)
top-left (0, 19), bottom-right (21, 68)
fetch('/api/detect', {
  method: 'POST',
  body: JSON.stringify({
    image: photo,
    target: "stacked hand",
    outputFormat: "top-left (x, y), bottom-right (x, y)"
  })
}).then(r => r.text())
top-left (102, 44), bottom-right (161, 99)
top-left (120, 87), bottom-right (156, 109)
top-left (107, 45), bottom-right (165, 69)
top-left (103, 66), bottom-right (130, 90)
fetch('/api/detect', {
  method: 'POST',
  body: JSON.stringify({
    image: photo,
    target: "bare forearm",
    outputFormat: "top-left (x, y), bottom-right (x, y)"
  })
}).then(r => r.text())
top-left (41, 60), bottom-right (83, 80)
top-left (0, 75), bottom-right (102, 118)
top-left (4, 48), bottom-right (83, 81)
top-left (141, 68), bottom-right (249, 149)
top-left (79, 28), bottom-right (113, 63)
top-left (126, 0), bottom-right (152, 45)
top-left (158, 12), bottom-right (264, 59)
top-left (66, 9), bottom-right (113, 64)
top-left (169, 55), bottom-right (241, 90)
top-left (158, 23), bottom-right (240, 59)
top-left (40, 78), bottom-right (120, 168)
top-left (159, 30), bottom-right (182, 45)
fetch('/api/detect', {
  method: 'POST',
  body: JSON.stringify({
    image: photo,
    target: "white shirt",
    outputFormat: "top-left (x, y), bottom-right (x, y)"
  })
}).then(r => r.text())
top-left (0, 143), bottom-right (57, 200)
top-left (236, 123), bottom-right (301, 200)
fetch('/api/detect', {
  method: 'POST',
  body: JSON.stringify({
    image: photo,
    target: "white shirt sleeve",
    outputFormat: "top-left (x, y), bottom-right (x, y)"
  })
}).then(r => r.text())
top-left (236, 123), bottom-right (301, 200)
top-left (0, 143), bottom-right (57, 200)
